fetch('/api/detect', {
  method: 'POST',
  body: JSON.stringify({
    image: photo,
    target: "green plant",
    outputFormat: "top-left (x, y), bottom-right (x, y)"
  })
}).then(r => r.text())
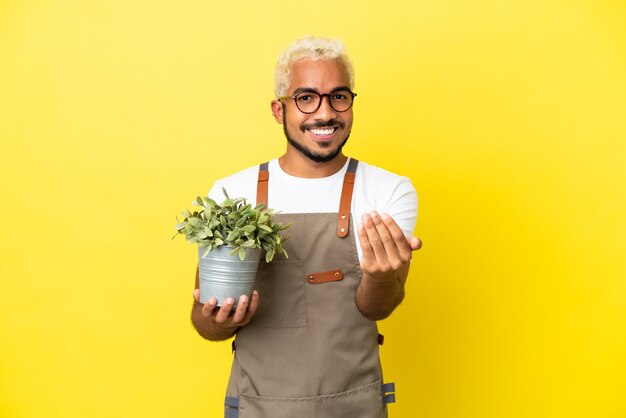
top-left (174, 188), bottom-right (291, 262)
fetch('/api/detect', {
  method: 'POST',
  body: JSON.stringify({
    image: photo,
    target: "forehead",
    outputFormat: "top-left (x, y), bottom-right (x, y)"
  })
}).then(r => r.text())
top-left (288, 59), bottom-right (350, 94)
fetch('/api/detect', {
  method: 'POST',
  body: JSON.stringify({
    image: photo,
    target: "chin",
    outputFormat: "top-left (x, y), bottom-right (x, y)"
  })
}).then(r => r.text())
top-left (286, 135), bottom-right (349, 164)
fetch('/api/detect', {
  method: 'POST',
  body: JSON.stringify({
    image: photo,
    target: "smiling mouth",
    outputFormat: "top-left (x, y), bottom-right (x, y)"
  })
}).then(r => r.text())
top-left (306, 127), bottom-right (338, 139)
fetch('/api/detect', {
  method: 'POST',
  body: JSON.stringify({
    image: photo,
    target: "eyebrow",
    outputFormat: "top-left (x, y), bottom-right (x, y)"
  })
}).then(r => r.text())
top-left (292, 86), bottom-right (352, 96)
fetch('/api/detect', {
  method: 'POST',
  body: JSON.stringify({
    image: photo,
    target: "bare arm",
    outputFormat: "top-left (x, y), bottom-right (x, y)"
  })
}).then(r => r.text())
top-left (191, 267), bottom-right (260, 341)
top-left (355, 211), bottom-right (422, 321)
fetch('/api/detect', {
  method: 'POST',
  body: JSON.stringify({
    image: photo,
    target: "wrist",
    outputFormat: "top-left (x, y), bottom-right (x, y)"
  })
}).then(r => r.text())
top-left (362, 270), bottom-right (401, 287)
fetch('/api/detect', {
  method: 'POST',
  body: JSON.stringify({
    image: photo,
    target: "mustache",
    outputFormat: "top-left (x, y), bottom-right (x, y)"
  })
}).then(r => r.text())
top-left (300, 119), bottom-right (345, 133)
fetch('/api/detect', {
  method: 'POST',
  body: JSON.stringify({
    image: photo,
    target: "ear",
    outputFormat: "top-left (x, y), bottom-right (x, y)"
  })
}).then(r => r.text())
top-left (270, 100), bottom-right (284, 124)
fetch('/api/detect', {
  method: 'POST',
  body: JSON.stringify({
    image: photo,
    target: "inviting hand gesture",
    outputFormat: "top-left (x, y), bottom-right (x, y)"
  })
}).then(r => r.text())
top-left (356, 211), bottom-right (422, 320)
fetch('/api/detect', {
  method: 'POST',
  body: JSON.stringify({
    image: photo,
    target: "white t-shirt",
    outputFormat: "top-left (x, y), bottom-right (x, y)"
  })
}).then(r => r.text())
top-left (208, 158), bottom-right (418, 262)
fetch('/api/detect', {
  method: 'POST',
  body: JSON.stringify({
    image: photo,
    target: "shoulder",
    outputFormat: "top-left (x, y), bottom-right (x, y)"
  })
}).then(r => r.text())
top-left (208, 162), bottom-right (268, 202)
top-left (354, 160), bottom-right (416, 198)
top-left (355, 160), bottom-right (408, 179)
top-left (351, 159), bottom-right (418, 236)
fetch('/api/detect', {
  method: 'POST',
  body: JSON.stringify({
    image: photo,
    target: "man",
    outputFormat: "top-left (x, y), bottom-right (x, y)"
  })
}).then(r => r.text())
top-left (191, 36), bottom-right (421, 417)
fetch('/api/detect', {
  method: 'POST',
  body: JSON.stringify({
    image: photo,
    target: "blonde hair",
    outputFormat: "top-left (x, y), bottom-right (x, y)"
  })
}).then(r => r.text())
top-left (274, 36), bottom-right (355, 98)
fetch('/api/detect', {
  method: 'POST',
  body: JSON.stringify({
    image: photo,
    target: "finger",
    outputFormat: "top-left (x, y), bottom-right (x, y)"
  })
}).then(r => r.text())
top-left (380, 214), bottom-right (412, 252)
top-left (193, 288), bottom-right (200, 302)
top-left (241, 290), bottom-right (260, 325)
top-left (357, 223), bottom-right (375, 261)
top-left (371, 212), bottom-right (411, 269)
top-left (214, 297), bottom-right (235, 323)
top-left (380, 213), bottom-right (413, 260)
top-left (369, 211), bottom-right (401, 255)
top-left (409, 236), bottom-right (422, 250)
top-left (201, 297), bottom-right (217, 317)
top-left (230, 294), bottom-right (249, 323)
top-left (361, 213), bottom-right (389, 265)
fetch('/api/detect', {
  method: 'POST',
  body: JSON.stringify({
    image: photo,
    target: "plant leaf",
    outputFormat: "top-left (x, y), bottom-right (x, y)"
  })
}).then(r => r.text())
top-left (201, 244), bottom-right (212, 258)
top-left (242, 239), bottom-right (257, 249)
top-left (188, 217), bottom-right (202, 227)
top-left (226, 230), bottom-right (240, 242)
top-left (241, 225), bottom-right (256, 233)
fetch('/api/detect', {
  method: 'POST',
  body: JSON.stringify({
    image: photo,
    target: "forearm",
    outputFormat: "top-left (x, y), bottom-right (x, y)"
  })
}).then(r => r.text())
top-left (355, 263), bottom-right (408, 321)
top-left (191, 302), bottom-right (238, 341)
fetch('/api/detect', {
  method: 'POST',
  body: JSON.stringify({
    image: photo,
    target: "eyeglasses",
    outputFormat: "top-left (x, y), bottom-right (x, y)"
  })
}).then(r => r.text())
top-left (280, 89), bottom-right (357, 114)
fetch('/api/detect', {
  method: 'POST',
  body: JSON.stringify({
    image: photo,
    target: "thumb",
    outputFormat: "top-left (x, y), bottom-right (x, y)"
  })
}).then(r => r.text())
top-left (193, 288), bottom-right (200, 302)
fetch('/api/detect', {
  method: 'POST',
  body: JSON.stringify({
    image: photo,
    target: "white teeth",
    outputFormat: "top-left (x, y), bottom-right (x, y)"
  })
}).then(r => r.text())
top-left (310, 128), bottom-right (335, 136)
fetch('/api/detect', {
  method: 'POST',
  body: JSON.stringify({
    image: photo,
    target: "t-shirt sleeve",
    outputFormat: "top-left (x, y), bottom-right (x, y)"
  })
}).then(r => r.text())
top-left (382, 177), bottom-right (418, 237)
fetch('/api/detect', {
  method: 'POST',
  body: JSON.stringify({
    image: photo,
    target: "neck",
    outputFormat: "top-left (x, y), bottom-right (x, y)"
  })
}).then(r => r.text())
top-left (278, 149), bottom-right (348, 178)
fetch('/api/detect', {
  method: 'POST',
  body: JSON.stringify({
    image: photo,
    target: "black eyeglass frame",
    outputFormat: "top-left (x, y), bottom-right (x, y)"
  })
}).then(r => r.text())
top-left (279, 89), bottom-right (358, 114)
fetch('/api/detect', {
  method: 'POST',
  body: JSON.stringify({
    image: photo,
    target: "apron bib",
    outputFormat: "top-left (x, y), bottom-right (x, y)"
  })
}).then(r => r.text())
top-left (224, 159), bottom-right (396, 418)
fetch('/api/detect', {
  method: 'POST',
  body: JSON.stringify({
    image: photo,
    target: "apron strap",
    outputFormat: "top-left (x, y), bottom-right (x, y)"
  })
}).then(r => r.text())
top-left (256, 158), bottom-right (359, 238)
top-left (337, 158), bottom-right (359, 238)
top-left (224, 396), bottom-right (239, 418)
top-left (256, 162), bottom-right (269, 207)
top-left (224, 396), bottom-right (239, 408)
top-left (382, 382), bottom-right (396, 405)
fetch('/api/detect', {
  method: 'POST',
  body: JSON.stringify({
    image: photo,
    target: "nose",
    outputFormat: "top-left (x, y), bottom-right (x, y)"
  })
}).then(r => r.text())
top-left (313, 94), bottom-right (337, 120)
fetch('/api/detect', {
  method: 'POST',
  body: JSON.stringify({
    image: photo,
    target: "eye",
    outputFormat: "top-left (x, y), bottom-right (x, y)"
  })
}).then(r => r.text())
top-left (332, 91), bottom-right (350, 101)
top-left (297, 94), bottom-right (315, 103)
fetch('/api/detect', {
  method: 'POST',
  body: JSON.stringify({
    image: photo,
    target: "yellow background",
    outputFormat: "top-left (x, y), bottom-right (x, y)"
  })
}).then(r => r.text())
top-left (1, 1), bottom-right (625, 417)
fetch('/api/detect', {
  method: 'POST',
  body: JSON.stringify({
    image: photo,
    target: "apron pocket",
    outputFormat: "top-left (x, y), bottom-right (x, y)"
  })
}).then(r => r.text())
top-left (239, 380), bottom-right (385, 418)
top-left (254, 260), bottom-right (307, 328)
